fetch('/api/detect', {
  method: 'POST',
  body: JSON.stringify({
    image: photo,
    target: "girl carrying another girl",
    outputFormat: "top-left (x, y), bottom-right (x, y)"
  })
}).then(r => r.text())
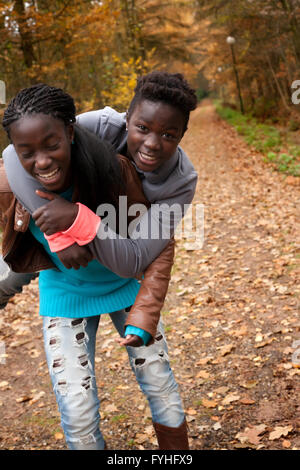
top-left (0, 75), bottom-right (197, 450)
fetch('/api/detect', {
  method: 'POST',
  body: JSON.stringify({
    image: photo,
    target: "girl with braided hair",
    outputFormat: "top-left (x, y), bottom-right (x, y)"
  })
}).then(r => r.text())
top-left (2, 72), bottom-right (198, 280)
top-left (0, 73), bottom-right (198, 449)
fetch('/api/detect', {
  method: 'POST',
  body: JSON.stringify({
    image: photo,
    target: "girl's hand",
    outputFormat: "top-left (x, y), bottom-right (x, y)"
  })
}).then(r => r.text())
top-left (56, 244), bottom-right (93, 270)
top-left (115, 335), bottom-right (144, 348)
top-left (32, 190), bottom-right (79, 235)
top-left (33, 190), bottom-right (93, 269)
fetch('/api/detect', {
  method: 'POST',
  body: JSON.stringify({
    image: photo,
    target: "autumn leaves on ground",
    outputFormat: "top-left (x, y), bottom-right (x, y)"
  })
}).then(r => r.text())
top-left (0, 101), bottom-right (299, 450)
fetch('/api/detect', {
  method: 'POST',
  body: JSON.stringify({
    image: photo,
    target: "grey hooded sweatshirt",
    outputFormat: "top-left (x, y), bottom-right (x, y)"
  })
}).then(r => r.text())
top-left (2, 107), bottom-right (198, 278)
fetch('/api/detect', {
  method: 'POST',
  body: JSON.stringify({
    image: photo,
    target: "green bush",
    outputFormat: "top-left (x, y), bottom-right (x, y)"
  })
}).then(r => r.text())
top-left (215, 103), bottom-right (299, 177)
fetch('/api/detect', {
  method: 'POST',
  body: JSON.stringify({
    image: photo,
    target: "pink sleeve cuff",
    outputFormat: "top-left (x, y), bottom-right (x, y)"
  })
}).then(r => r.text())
top-left (45, 232), bottom-right (75, 253)
top-left (62, 203), bottom-right (101, 245)
top-left (45, 203), bottom-right (101, 253)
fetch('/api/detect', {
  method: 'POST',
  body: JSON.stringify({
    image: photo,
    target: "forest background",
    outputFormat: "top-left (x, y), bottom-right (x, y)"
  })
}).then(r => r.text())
top-left (0, 0), bottom-right (300, 176)
top-left (0, 1), bottom-right (300, 451)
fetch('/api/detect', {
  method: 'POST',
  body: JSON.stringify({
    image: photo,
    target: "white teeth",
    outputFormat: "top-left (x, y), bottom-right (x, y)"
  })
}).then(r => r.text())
top-left (37, 168), bottom-right (59, 179)
top-left (139, 152), bottom-right (156, 161)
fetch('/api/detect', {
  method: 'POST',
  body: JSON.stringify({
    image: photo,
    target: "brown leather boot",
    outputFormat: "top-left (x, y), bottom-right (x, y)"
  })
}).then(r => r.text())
top-left (153, 418), bottom-right (189, 450)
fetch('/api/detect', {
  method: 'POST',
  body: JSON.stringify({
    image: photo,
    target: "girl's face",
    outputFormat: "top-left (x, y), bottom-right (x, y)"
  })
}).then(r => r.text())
top-left (9, 114), bottom-right (74, 193)
top-left (126, 100), bottom-right (185, 172)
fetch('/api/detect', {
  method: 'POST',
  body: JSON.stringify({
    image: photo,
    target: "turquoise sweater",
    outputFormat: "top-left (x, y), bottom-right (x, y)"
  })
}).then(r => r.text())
top-left (29, 188), bottom-right (151, 344)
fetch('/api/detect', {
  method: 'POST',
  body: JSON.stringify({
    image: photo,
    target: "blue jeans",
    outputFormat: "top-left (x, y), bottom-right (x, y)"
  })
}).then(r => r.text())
top-left (43, 310), bottom-right (185, 450)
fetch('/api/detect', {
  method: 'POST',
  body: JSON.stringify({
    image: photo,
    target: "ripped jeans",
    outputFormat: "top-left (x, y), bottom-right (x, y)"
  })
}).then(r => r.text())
top-left (43, 309), bottom-right (185, 450)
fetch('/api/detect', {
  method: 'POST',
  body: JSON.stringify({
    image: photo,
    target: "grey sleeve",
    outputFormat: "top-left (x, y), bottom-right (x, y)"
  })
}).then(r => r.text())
top-left (0, 256), bottom-right (37, 309)
top-left (76, 108), bottom-right (127, 153)
top-left (2, 143), bottom-right (197, 279)
top-left (88, 204), bottom-right (176, 278)
top-left (1, 147), bottom-right (176, 276)
top-left (88, 179), bottom-right (197, 278)
top-left (2, 107), bottom-right (127, 212)
top-left (76, 110), bottom-right (103, 135)
top-left (3, 145), bottom-right (45, 213)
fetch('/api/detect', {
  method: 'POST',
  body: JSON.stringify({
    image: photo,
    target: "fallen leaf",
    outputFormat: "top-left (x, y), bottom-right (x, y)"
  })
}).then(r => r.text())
top-left (282, 439), bottom-right (291, 448)
top-left (211, 416), bottom-right (220, 421)
top-left (0, 381), bottom-right (11, 391)
top-left (269, 425), bottom-right (293, 441)
top-left (255, 338), bottom-right (275, 349)
top-left (176, 315), bottom-right (188, 323)
top-left (30, 391), bottom-right (45, 404)
top-left (240, 380), bottom-right (258, 389)
top-left (214, 386), bottom-right (230, 395)
top-left (240, 397), bottom-right (255, 405)
top-left (196, 357), bottom-right (212, 365)
top-left (183, 333), bottom-right (193, 340)
top-left (144, 425), bottom-right (154, 435)
top-left (16, 395), bottom-right (33, 403)
top-left (236, 424), bottom-right (266, 445)
top-left (218, 344), bottom-right (235, 356)
top-left (135, 433), bottom-right (149, 444)
top-left (213, 422), bottom-right (222, 431)
top-left (255, 334), bottom-right (263, 343)
top-left (196, 370), bottom-right (210, 379)
top-left (222, 394), bottom-right (240, 405)
top-left (186, 408), bottom-right (197, 415)
top-left (29, 348), bottom-right (40, 358)
top-left (202, 332), bottom-right (212, 338)
top-left (186, 415), bottom-right (195, 423)
top-left (54, 432), bottom-right (64, 440)
top-left (103, 403), bottom-right (118, 413)
top-left (201, 398), bottom-right (218, 408)
top-left (230, 326), bottom-right (248, 337)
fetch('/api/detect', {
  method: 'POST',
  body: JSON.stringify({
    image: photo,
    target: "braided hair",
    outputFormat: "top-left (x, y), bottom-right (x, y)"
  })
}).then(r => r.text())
top-left (128, 71), bottom-right (197, 133)
top-left (2, 84), bottom-right (76, 136)
top-left (2, 84), bottom-right (122, 211)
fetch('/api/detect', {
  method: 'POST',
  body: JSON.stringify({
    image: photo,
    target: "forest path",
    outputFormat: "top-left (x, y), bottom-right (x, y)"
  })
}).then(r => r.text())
top-left (0, 100), bottom-right (299, 450)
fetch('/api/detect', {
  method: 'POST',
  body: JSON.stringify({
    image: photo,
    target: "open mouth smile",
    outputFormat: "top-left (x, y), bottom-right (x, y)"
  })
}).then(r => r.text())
top-left (36, 168), bottom-right (60, 181)
top-left (138, 151), bottom-right (159, 163)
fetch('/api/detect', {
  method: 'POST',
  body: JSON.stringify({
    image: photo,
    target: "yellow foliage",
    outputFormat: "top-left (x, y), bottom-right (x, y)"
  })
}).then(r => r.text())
top-left (99, 52), bottom-right (154, 110)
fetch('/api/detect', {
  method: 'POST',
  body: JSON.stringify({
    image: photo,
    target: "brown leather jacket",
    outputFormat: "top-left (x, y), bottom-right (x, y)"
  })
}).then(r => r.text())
top-left (0, 156), bottom-right (174, 340)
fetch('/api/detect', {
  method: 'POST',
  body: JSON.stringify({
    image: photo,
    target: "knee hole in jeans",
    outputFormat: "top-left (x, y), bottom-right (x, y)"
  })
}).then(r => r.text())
top-left (75, 331), bottom-right (86, 345)
top-left (71, 318), bottom-right (84, 328)
top-left (56, 379), bottom-right (68, 396)
top-left (47, 318), bottom-right (61, 330)
top-left (52, 356), bottom-right (65, 374)
top-left (81, 375), bottom-right (92, 390)
top-left (49, 336), bottom-right (61, 350)
top-left (78, 353), bottom-right (89, 369)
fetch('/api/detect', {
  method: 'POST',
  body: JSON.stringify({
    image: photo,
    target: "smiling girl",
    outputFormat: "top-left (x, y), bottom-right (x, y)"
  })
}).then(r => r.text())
top-left (0, 80), bottom-right (197, 450)
top-left (2, 72), bottom-right (198, 279)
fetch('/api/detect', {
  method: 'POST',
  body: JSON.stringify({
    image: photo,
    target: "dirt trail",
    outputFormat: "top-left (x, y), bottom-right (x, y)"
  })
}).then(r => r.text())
top-left (0, 101), bottom-right (299, 450)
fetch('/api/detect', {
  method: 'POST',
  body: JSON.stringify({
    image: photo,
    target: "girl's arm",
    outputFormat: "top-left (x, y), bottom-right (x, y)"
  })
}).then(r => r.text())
top-left (3, 145), bottom-right (196, 277)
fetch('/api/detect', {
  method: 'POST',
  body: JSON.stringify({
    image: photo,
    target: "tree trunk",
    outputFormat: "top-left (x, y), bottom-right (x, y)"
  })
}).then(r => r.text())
top-left (266, 53), bottom-right (291, 111)
top-left (13, 0), bottom-right (35, 69)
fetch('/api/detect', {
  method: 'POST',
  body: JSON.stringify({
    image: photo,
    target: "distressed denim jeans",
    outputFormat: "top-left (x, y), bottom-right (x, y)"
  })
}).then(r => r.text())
top-left (43, 309), bottom-right (185, 450)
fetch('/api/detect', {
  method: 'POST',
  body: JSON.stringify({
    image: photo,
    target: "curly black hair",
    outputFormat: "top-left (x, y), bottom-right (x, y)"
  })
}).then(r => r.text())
top-left (128, 71), bottom-right (197, 132)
